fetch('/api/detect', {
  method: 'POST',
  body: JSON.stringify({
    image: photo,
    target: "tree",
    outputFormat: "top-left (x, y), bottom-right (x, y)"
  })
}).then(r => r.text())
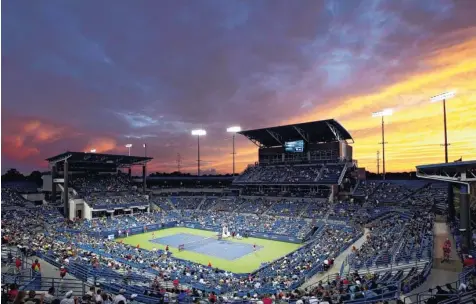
top-left (1, 168), bottom-right (25, 182)
top-left (27, 171), bottom-right (43, 186)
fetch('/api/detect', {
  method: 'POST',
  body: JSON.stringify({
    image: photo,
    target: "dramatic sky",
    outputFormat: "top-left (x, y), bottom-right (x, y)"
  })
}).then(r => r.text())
top-left (2, 0), bottom-right (476, 174)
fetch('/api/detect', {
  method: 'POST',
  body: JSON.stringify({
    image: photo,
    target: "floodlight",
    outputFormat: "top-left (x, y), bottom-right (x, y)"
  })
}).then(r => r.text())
top-left (143, 143), bottom-right (146, 148)
top-left (90, 149), bottom-right (96, 153)
top-left (226, 126), bottom-right (242, 133)
top-left (431, 91), bottom-right (456, 103)
top-left (125, 144), bottom-right (133, 148)
top-left (372, 109), bottom-right (393, 117)
top-left (191, 129), bottom-right (206, 136)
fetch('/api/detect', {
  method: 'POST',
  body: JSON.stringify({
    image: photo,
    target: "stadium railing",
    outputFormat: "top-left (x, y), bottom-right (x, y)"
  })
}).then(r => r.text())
top-left (402, 264), bottom-right (475, 304)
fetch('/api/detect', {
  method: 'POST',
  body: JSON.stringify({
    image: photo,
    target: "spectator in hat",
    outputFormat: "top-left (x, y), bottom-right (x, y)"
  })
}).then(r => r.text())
top-left (129, 294), bottom-right (140, 304)
top-left (60, 291), bottom-right (75, 304)
top-left (113, 289), bottom-right (127, 304)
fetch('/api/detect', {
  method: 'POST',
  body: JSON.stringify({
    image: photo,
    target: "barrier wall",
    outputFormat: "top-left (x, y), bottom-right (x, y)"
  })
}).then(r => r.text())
top-left (93, 202), bottom-right (149, 210)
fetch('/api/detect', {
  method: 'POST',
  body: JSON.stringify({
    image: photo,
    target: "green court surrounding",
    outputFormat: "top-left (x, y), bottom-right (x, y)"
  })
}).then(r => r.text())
top-left (117, 227), bottom-right (302, 273)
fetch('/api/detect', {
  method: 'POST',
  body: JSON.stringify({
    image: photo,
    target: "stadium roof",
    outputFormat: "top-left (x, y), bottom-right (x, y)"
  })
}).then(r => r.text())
top-left (416, 160), bottom-right (476, 185)
top-left (238, 119), bottom-right (353, 147)
top-left (416, 160), bottom-right (476, 171)
top-left (46, 152), bottom-right (152, 166)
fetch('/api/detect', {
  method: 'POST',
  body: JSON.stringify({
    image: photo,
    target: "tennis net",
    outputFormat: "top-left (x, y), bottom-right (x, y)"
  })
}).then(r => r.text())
top-left (180, 236), bottom-right (216, 251)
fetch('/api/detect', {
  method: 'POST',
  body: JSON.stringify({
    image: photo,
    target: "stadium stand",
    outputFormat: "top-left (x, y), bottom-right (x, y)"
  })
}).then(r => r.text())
top-left (3, 124), bottom-right (475, 304)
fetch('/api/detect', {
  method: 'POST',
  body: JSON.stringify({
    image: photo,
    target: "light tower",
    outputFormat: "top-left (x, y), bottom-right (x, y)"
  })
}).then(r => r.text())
top-left (430, 91), bottom-right (456, 163)
top-left (125, 144), bottom-right (132, 156)
top-left (143, 143), bottom-right (147, 157)
top-left (372, 109), bottom-right (393, 180)
top-left (226, 126), bottom-right (241, 176)
top-left (191, 129), bottom-right (206, 176)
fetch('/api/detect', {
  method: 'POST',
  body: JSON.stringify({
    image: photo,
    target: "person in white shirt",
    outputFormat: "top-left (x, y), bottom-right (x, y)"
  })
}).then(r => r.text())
top-left (113, 289), bottom-right (127, 304)
top-left (60, 291), bottom-right (75, 304)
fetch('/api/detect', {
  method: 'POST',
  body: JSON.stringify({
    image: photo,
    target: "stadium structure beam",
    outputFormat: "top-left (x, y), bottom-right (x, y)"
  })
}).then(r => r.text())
top-left (292, 126), bottom-right (309, 143)
top-left (266, 129), bottom-right (283, 145)
top-left (48, 153), bottom-right (73, 165)
top-left (325, 122), bottom-right (344, 141)
top-left (416, 160), bottom-right (475, 253)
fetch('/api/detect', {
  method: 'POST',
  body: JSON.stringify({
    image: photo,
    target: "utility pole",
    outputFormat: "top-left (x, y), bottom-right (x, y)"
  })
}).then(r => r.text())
top-left (176, 153), bottom-right (182, 173)
top-left (377, 150), bottom-right (380, 176)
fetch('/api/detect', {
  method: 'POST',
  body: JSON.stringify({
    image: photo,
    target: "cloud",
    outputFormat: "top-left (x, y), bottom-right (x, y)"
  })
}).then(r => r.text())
top-left (83, 137), bottom-right (118, 153)
top-left (1, 1), bottom-right (476, 173)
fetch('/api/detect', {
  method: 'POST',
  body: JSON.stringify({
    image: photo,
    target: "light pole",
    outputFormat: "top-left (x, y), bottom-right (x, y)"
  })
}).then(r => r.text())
top-left (226, 126), bottom-right (241, 176)
top-left (372, 109), bottom-right (393, 180)
top-left (191, 129), bottom-right (206, 176)
top-left (143, 143), bottom-right (147, 157)
top-left (430, 91), bottom-right (456, 163)
top-left (125, 144), bottom-right (132, 156)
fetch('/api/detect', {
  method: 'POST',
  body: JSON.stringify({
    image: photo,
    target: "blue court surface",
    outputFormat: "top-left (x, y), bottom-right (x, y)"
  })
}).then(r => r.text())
top-left (150, 233), bottom-right (262, 260)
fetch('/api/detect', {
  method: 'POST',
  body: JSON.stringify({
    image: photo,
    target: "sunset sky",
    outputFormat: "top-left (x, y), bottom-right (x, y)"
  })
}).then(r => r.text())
top-left (2, 0), bottom-right (476, 174)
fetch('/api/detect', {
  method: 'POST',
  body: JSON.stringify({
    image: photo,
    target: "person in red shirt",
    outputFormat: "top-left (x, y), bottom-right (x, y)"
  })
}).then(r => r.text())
top-left (7, 284), bottom-right (18, 301)
top-left (262, 295), bottom-right (272, 304)
top-left (31, 259), bottom-right (41, 273)
top-left (60, 266), bottom-right (67, 279)
top-left (173, 278), bottom-right (179, 288)
top-left (15, 257), bottom-right (22, 273)
top-left (165, 245), bottom-right (169, 252)
top-left (463, 255), bottom-right (475, 267)
top-left (208, 261), bottom-right (212, 267)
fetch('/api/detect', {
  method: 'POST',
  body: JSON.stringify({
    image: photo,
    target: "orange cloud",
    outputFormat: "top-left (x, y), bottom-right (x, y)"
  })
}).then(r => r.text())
top-left (200, 32), bottom-right (476, 174)
top-left (290, 35), bottom-right (476, 172)
top-left (22, 120), bottom-right (65, 143)
top-left (2, 135), bottom-right (40, 160)
top-left (83, 137), bottom-right (118, 153)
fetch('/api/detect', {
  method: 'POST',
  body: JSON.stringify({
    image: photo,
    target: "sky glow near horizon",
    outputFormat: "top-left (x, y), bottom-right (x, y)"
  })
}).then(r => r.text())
top-left (2, 0), bottom-right (476, 174)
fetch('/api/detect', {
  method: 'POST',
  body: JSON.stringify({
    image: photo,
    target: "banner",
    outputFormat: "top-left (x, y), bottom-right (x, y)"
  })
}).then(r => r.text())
top-left (107, 234), bottom-right (115, 240)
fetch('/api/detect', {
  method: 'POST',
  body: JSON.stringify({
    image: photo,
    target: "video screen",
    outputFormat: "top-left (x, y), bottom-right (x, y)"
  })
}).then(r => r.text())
top-left (284, 140), bottom-right (305, 153)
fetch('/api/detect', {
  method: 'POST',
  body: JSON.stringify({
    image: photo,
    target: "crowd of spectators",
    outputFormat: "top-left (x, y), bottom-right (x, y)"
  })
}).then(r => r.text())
top-left (266, 199), bottom-right (310, 217)
top-left (347, 212), bottom-right (433, 270)
top-left (1, 188), bottom-right (30, 208)
top-left (71, 173), bottom-right (132, 194)
top-left (1, 179), bottom-right (460, 303)
top-left (84, 193), bottom-right (149, 208)
top-left (234, 164), bottom-right (323, 184)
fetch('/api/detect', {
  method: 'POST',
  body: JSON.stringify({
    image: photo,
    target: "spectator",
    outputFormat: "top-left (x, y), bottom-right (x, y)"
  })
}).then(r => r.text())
top-left (25, 291), bottom-right (40, 304)
top-left (43, 287), bottom-right (56, 304)
top-left (60, 291), bottom-right (75, 304)
top-left (113, 290), bottom-right (127, 304)
top-left (8, 284), bottom-right (19, 301)
top-left (13, 290), bottom-right (27, 304)
top-left (31, 259), bottom-right (41, 273)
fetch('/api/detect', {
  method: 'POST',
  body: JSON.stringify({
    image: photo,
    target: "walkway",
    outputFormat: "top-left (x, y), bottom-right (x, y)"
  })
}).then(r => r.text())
top-left (300, 228), bottom-right (370, 290)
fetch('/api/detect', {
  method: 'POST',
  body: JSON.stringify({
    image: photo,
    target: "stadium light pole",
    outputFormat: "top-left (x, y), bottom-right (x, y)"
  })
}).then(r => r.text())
top-left (143, 143), bottom-right (147, 157)
top-left (125, 144), bottom-right (132, 156)
top-left (372, 109), bottom-right (393, 180)
top-left (191, 129), bottom-right (206, 176)
top-left (226, 126), bottom-right (241, 176)
top-left (431, 91), bottom-right (456, 163)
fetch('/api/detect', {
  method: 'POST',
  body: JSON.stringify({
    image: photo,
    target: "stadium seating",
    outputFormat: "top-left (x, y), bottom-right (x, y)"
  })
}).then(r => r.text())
top-left (71, 173), bottom-right (132, 193)
top-left (3, 178), bottom-right (462, 304)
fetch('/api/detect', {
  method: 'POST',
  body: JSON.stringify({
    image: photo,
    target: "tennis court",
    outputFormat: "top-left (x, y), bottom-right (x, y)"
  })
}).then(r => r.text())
top-left (150, 233), bottom-right (261, 260)
top-left (118, 227), bottom-right (301, 273)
